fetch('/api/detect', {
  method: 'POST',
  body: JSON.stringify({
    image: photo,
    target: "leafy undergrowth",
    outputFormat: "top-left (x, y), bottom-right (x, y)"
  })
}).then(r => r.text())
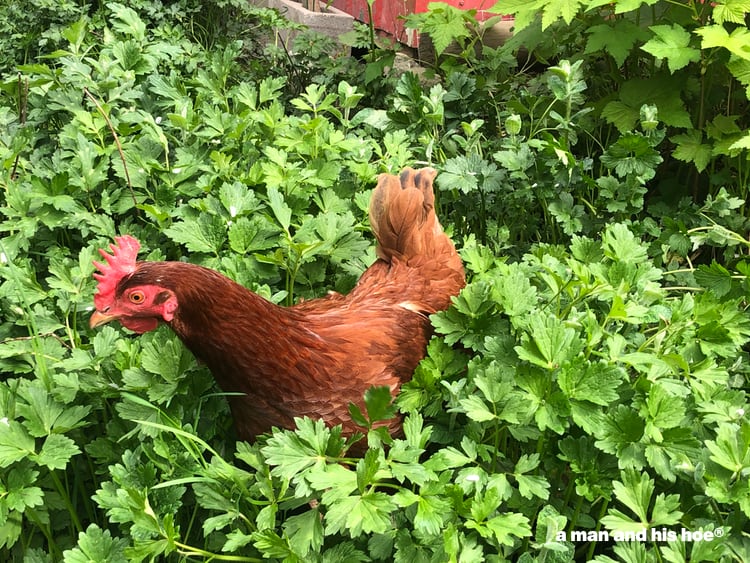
top-left (1, 1), bottom-right (750, 562)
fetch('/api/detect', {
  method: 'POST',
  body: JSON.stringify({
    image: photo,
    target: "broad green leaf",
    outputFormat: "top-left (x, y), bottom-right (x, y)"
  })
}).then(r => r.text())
top-left (219, 182), bottom-right (262, 218)
top-left (228, 216), bottom-right (280, 254)
top-left (515, 473), bottom-right (550, 500)
top-left (424, 446), bottom-right (475, 471)
top-left (602, 223), bottom-right (648, 264)
top-left (705, 422), bottom-right (750, 472)
top-left (540, 0), bottom-right (584, 29)
top-left (262, 419), bottom-right (335, 480)
top-left (696, 25), bottom-right (750, 60)
top-left (515, 315), bottom-right (580, 370)
top-left (485, 513), bottom-right (532, 546)
top-left (35, 434), bottom-right (80, 470)
top-left (283, 509), bottom-right (323, 556)
top-left (641, 383), bottom-right (686, 435)
top-left (712, 0), bottom-right (750, 25)
top-left (601, 101), bottom-right (640, 132)
top-left (641, 25), bottom-right (700, 73)
top-left (0, 421), bottom-right (35, 467)
top-left (558, 361), bottom-right (625, 405)
top-left (459, 395), bottom-right (496, 422)
top-left (108, 2), bottom-right (146, 41)
top-left (613, 0), bottom-right (660, 13)
top-left (600, 508), bottom-right (646, 534)
top-left (486, 0), bottom-right (546, 32)
top-left (600, 133), bottom-right (663, 180)
top-left (363, 385), bottom-right (397, 424)
top-left (585, 21), bottom-right (649, 67)
top-left (2, 467), bottom-right (43, 513)
top-left (671, 130), bottom-right (713, 172)
top-left (594, 405), bottom-right (646, 468)
top-left (63, 524), bottom-right (128, 563)
top-left (324, 491), bottom-right (396, 537)
top-left (651, 492), bottom-right (683, 526)
top-left (416, 3), bottom-right (472, 55)
top-left (611, 469), bottom-right (653, 524)
top-left (164, 214), bottom-right (227, 254)
top-left (249, 530), bottom-right (290, 559)
top-left (266, 187), bottom-right (292, 231)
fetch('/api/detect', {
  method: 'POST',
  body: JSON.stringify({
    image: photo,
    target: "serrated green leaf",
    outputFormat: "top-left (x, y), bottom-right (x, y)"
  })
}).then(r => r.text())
top-left (363, 385), bottom-right (397, 425)
top-left (459, 395), bottom-right (496, 422)
top-left (228, 215), bottom-right (280, 254)
top-left (397, 487), bottom-right (452, 535)
top-left (0, 421), bottom-right (35, 467)
top-left (594, 405), bottom-right (645, 467)
top-left (35, 434), bottom-right (80, 470)
top-left (267, 187), bottom-right (292, 230)
top-left (283, 509), bottom-right (324, 556)
top-left (696, 25), bottom-right (750, 60)
top-left (641, 383), bottom-right (686, 433)
top-left (641, 25), bottom-right (700, 73)
top-left (585, 21), bottom-right (649, 67)
top-left (3, 467), bottom-right (44, 513)
top-left (262, 418), bottom-right (336, 480)
top-left (712, 0), bottom-right (750, 24)
top-left (324, 491), bottom-right (396, 537)
top-left (558, 361), bottom-right (625, 405)
top-left (63, 524), bottom-right (128, 563)
top-left (515, 315), bottom-right (580, 370)
top-left (612, 469), bottom-right (653, 523)
top-left (671, 130), bottom-right (713, 172)
top-left (602, 223), bottom-right (648, 263)
top-left (484, 512), bottom-right (532, 546)
top-left (516, 473), bottom-right (551, 500)
top-left (705, 422), bottom-right (750, 472)
top-left (540, 0), bottom-right (584, 29)
top-left (164, 214), bottom-right (227, 254)
top-left (250, 530), bottom-right (290, 559)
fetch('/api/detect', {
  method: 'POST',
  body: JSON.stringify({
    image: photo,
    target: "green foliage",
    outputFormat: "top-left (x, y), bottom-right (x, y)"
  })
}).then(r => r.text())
top-left (1, 0), bottom-right (750, 561)
top-left (489, 0), bottom-right (750, 203)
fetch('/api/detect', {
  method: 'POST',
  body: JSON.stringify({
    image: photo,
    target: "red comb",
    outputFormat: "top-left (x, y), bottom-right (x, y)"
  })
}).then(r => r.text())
top-left (93, 235), bottom-right (141, 309)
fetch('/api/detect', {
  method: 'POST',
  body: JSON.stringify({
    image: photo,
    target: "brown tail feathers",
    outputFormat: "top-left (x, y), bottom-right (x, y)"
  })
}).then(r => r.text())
top-left (370, 167), bottom-right (446, 263)
top-left (369, 167), bottom-right (465, 312)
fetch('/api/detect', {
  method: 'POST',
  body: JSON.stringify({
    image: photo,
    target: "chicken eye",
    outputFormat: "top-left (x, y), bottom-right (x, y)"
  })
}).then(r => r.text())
top-left (129, 291), bottom-right (146, 304)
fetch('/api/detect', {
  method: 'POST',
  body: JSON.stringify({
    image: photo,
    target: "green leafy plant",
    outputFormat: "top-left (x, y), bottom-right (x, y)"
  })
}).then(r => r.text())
top-left (492, 0), bottom-right (750, 204)
top-left (2, 0), bottom-right (750, 561)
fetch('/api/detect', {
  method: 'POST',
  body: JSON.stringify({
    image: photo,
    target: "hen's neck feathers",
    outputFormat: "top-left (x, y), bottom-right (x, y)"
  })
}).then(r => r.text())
top-left (132, 262), bottom-right (329, 392)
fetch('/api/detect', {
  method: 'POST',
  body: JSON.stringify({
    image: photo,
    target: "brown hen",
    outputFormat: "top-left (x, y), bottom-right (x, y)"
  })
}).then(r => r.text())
top-left (90, 167), bottom-right (464, 442)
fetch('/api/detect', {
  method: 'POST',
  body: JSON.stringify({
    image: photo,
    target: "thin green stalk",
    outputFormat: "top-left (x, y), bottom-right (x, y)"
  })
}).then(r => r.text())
top-left (174, 540), bottom-right (263, 562)
top-left (50, 469), bottom-right (84, 535)
top-left (26, 507), bottom-right (62, 560)
top-left (585, 498), bottom-right (609, 561)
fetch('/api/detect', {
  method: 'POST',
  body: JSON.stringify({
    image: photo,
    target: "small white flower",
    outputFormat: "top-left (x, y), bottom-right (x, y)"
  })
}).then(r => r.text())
top-left (465, 474), bottom-right (480, 482)
top-left (737, 408), bottom-right (746, 417)
top-left (0, 417), bottom-right (9, 426)
top-left (0, 252), bottom-right (6, 264)
top-left (229, 205), bottom-right (238, 218)
top-left (172, 168), bottom-right (183, 174)
top-left (155, 116), bottom-right (162, 124)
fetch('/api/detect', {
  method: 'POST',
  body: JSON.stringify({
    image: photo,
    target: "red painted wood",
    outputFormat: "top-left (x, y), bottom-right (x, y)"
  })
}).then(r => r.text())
top-left (330, 0), bottom-right (510, 47)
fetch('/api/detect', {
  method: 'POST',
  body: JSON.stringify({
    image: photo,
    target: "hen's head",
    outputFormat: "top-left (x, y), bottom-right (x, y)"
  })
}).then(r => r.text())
top-left (90, 236), bottom-right (178, 334)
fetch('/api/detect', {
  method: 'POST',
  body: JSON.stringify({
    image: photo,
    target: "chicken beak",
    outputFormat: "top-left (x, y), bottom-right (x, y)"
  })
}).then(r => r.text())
top-left (89, 310), bottom-right (120, 329)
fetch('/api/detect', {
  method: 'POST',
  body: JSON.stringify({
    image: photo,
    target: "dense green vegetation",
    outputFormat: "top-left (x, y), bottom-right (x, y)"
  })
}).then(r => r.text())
top-left (1, 0), bottom-right (749, 560)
